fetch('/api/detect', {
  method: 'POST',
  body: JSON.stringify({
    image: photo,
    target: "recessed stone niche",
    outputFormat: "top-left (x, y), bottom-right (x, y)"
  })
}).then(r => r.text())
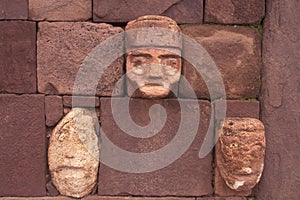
top-left (44, 15), bottom-right (266, 199)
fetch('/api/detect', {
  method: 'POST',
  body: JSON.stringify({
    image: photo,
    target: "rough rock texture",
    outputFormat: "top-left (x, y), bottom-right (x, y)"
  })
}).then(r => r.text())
top-left (48, 108), bottom-right (100, 198)
top-left (45, 95), bottom-right (63, 127)
top-left (214, 100), bottom-right (260, 119)
top-left (0, 94), bottom-right (46, 196)
top-left (29, 0), bottom-right (92, 21)
top-left (180, 25), bottom-right (261, 99)
top-left (37, 22), bottom-right (124, 96)
top-left (98, 98), bottom-right (213, 196)
top-left (93, 0), bottom-right (203, 24)
top-left (215, 118), bottom-right (265, 196)
top-left (256, 0), bottom-right (300, 199)
top-left (0, 21), bottom-right (36, 93)
top-left (63, 96), bottom-right (100, 108)
top-left (0, 0), bottom-right (28, 19)
top-left (204, 0), bottom-right (265, 25)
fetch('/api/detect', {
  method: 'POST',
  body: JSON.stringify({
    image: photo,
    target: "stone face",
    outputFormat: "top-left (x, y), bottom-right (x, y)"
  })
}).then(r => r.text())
top-left (204, 0), bottom-right (265, 25)
top-left (0, 0), bottom-right (28, 19)
top-left (93, 0), bottom-right (203, 24)
top-left (213, 101), bottom-right (260, 197)
top-left (256, 0), bottom-right (300, 199)
top-left (29, 0), bottom-right (92, 21)
top-left (63, 96), bottom-right (100, 108)
top-left (45, 95), bottom-right (63, 127)
top-left (0, 94), bottom-right (46, 196)
top-left (214, 100), bottom-right (260, 119)
top-left (180, 25), bottom-right (261, 99)
top-left (98, 98), bottom-right (213, 196)
top-left (0, 21), bottom-right (36, 93)
top-left (125, 15), bottom-right (182, 99)
top-left (48, 108), bottom-right (100, 198)
top-left (37, 22), bottom-right (124, 96)
top-left (215, 118), bottom-right (265, 195)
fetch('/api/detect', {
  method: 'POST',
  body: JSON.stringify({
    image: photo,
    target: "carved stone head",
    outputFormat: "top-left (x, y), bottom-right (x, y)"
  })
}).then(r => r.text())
top-left (48, 108), bottom-right (99, 198)
top-left (125, 15), bottom-right (182, 99)
top-left (216, 118), bottom-right (266, 192)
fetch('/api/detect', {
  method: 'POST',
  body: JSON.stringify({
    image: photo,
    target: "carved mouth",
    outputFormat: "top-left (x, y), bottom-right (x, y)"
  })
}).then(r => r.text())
top-left (144, 83), bottom-right (163, 87)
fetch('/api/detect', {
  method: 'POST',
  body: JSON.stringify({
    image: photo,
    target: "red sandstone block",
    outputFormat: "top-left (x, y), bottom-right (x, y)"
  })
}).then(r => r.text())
top-left (37, 22), bottom-right (124, 96)
top-left (93, 0), bottom-right (203, 24)
top-left (0, 94), bottom-right (46, 196)
top-left (29, 0), bottom-right (92, 21)
top-left (214, 100), bottom-right (260, 119)
top-left (98, 98), bottom-right (213, 196)
top-left (63, 96), bottom-right (100, 108)
top-left (179, 25), bottom-right (261, 99)
top-left (0, 0), bottom-right (28, 19)
top-left (0, 21), bottom-right (36, 93)
top-left (204, 0), bottom-right (265, 25)
top-left (45, 95), bottom-right (63, 127)
top-left (257, 1), bottom-right (300, 199)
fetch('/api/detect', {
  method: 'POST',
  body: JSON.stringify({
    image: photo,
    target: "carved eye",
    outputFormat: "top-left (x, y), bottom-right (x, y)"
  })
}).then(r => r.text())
top-left (162, 58), bottom-right (179, 68)
top-left (132, 65), bottom-right (145, 75)
top-left (134, 60), bottom-right (143, 66)
top-left (131, 57), bottom-right (149, 67)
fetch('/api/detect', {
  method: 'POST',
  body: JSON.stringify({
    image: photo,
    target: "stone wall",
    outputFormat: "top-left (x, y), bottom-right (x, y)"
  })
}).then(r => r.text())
top-left (0, 0), bottom-right (299, 200)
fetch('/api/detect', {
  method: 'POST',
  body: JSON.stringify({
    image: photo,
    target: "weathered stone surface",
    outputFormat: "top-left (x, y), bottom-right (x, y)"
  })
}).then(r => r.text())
top-left (180, 25), bottom-right (261, 99)
top-left (98, 98), bottom-right (213, 196)
top-left (256, 0), bottom-right (300, 199)
top-left (93, 0), bottom-right (203, 24)
top-left (29, 0), bottom-right (92, 21)
top-left (0, 21), bottom-right (36, 93)
top-left (48, 108), bottom-right (100, 198)
top-left (0, 94), bottom-right (46, 196)
top-left (215, 118), bottom-right (265, 196)
top-left (63, 96), bottom-right (100, 108)
top-left (204, 0), bottom-right (265, 25)
top-left (45, 95), bottom-right (63, 127)
top-left (0, 0), bottom-right (28, 19)
top-left (125, 15), bottom-right (182, 99)
top-left (37, 22), bottom-right (124, 96)
top-left (214, 100), bottom-right (260, 120)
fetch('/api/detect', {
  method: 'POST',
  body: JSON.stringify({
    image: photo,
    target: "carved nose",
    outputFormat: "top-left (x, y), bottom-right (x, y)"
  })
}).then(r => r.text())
top-left (149, 65), bottom-right (162, 78)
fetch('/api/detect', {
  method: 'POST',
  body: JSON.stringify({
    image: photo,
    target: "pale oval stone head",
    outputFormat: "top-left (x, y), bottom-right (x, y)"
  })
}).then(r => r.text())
top-left (48, 108), bottom-right (100, 198)
top-left (216, 118), bottom-right (266, 191)
top-left (125, 15), bottom-right (182, 99)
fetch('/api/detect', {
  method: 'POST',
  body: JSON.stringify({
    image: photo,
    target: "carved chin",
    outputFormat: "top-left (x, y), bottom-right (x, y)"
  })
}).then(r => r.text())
top-left (139, 85), bottom-right (170, 98)
top-left (52, 168), bottom-right (96, 198)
